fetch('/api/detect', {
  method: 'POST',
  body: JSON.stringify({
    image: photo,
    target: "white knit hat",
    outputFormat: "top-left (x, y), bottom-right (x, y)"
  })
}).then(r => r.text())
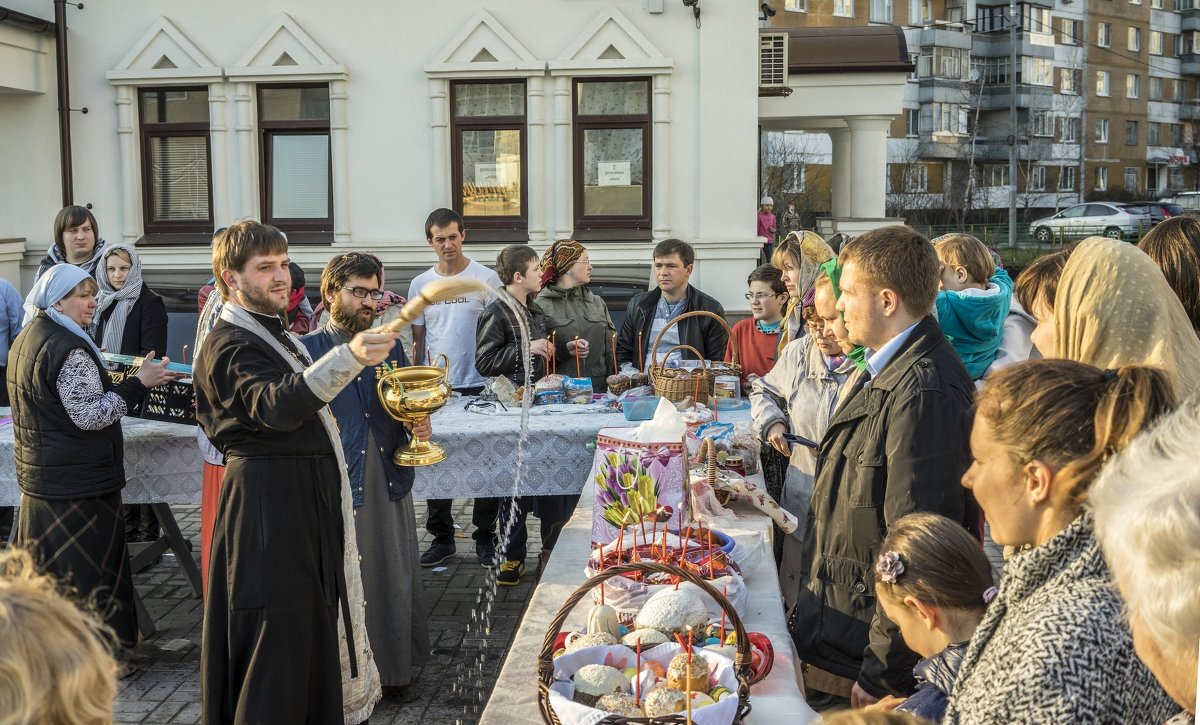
top-left (760, 196), bottom-right (774, 206)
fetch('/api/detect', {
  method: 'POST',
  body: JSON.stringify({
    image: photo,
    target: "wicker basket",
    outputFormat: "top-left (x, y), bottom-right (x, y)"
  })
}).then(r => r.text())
top-left (537, 560), bottom-right (754, 724)
top-left (648, 311), bottom-right (740, 404)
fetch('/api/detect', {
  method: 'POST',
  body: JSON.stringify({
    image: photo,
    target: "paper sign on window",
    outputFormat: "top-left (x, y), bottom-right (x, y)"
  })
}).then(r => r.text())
top-left (598, 161), bottom-right (631, 186)
top-left (475, 163), bottom-right (505, 186)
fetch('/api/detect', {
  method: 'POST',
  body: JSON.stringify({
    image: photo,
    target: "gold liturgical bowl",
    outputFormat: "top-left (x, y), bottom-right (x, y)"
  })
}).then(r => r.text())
top-left (376, 353), bottom-right (453, 467)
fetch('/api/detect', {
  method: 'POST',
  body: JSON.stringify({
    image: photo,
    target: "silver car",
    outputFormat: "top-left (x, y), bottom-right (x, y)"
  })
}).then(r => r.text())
top-left (1029, 202), bottom-right (1154, 243)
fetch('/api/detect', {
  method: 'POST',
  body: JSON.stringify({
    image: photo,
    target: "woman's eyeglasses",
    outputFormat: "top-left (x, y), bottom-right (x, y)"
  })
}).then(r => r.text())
top-left (745, 292), bottom-right (785, 301)
top-left (343, 286), bottom-right (385, 301)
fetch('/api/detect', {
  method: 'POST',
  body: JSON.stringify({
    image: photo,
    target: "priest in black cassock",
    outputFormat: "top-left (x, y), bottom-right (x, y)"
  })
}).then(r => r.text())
top-left (193, 221), bottom-right (398, 724)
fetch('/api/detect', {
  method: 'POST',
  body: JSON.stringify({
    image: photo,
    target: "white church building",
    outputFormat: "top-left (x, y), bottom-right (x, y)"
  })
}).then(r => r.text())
top-left (0, 0), bottom-right (910, 322)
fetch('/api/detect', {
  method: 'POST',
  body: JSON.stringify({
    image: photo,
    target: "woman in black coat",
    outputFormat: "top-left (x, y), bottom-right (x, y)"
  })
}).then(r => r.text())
top-left (92, 243), bottom-right (169, 542)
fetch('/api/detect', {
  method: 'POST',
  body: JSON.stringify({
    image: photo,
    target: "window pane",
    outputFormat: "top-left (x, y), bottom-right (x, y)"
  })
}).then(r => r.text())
top-left (455, 83), bottom-right (525, 117)
top-left (271, 134), bottom-right (329, 218)
top-left (460, 129), bottom-right (522, 217)
top-left (260, 87), bottom-right (330, 122)
top-left (577, 81), bottom-right (649, 116)
top-left (148, 136), bottom-right (209, 221)
top-left (582, 128), bottom-right (644, 216)
top-left (141, 89), bottom-right (208, 124)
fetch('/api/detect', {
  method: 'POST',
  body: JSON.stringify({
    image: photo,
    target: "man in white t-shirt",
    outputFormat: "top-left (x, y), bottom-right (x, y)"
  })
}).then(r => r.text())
top-left (409, 208), bottom-right (503, 569)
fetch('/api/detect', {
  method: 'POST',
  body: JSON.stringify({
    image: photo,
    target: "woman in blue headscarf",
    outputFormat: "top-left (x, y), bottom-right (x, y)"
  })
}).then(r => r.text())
top-left (6, 265), bottom-right (174, 670)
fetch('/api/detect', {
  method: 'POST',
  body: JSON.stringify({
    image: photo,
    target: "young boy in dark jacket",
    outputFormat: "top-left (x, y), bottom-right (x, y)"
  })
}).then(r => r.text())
top-left (474, 244), bottom-right (564, 585)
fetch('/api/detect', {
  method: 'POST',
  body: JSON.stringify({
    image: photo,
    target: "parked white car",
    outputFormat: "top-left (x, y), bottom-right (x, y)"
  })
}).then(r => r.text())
top-left (1029, 203), bottom-right (1155, 243)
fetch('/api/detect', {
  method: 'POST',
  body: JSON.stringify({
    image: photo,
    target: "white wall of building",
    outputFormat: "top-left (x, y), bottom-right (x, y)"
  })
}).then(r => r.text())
top-left (0, 0), bottom-right (760, 309)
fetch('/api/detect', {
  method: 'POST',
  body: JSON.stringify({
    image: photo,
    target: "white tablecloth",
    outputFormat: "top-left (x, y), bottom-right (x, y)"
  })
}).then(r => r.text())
top-left (0, 416), bottom-right (203, 506)
top-left (410, 400), bottom-right (627, 500)
top-left (479, 476), bottom-right (818, 724)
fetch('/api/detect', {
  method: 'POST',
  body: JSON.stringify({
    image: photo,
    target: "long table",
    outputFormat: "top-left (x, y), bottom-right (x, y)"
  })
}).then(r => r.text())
top-left (0, 400), bottom-right (627, 505)
top-left (0, 415), bottom-right (205, 638)
top-left (479, 475), bottom-right (818, 724)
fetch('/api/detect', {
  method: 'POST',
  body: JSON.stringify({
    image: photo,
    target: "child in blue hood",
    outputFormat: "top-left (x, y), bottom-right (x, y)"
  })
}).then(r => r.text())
top-left (931, 234), bottom-right (1012, 380)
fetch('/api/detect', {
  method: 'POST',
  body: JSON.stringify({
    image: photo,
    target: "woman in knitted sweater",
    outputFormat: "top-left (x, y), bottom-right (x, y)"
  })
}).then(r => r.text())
top-left (944, 359), bottom-right (1178, 724)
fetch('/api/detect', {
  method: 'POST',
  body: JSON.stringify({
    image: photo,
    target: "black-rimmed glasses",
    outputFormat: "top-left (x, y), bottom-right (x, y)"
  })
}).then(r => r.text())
top-left (343, 286), bottom-right (385, 301)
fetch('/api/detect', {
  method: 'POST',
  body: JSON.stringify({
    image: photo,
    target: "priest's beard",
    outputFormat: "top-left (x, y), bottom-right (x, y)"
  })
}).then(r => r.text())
top-left (238, 283), bottom-right (288, 317)
top-left (330, 295), bottom-right (376, 334)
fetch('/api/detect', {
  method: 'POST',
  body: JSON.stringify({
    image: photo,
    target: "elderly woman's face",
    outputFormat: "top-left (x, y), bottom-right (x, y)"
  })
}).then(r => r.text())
top-left (962, 413), bottom-right (1040, 547)
top-left (1122, 586), bottom-right (1198, 712)
top-left (53, 283), bottom-right (98, 328)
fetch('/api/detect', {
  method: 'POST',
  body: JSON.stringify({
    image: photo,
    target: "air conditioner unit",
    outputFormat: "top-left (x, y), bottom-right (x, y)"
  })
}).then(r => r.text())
top-left (760, 33), bottom-right (788, 88)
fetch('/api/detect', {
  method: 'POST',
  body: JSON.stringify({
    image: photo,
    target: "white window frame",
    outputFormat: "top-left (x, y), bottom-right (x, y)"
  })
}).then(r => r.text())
top-left (905, 108), bottom-right (920, 137)
top-left (1127, 73), bottom-right (1141, 99)
top-left (1029, 165), bottom-right (1047, 191)
top-left (1097, 70), bottom-right (1111, 97)
top-left (834, 0), bottom-right (854, 18)
top-left (905, 163), bottom-right (928, 192)
top-left (1027, 57), bottom-right (1054, 86)
top-left (1148, 121), bottom-right (1162, 146)
top-left (1152, 0), bottom-right (1163, 7)
top-left (785, 0), bottom-right (809, 11)
top-left (1149, 76), bottom-right (1164, 100)
top-left (1125, 120), bottom-right (1139, 145)
top-left (1095, 118), bottom-right (1110, 144)
top-left (1129, 28), bottom-right (1142, 52)
top-left (1060, 116), bottom-right (1078, 143)
top-left (870, 0), bottom-right (892, 22)
top-left (1124, 167), bottom-right (1139, 192)
top-left (1059, 165), bottom-right (1077, 191)
top-left (909, 0), bottom-right (931, 24)
top-left (1060, 68), bottom-right (1079, 95)
top-left (1060, 19), bottom-right (1079, 45)
top-left (1095, 166), bottom-right (1109, 191)
top-left (1098, 23), bottom-right (1112, 48)
top-left (1032, 110), bottom-right (1055, 137)
top-left (1150, 30), bottom-right (1163, 56)
top-left (983, 164), bottom-right (1010, 187)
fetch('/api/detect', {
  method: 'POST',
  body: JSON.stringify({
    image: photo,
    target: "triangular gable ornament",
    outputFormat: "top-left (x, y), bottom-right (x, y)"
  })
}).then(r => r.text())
top-left (425, 9), bottom-right (543, 77)
top-left (550, 7), bottom-right (672, 76)
top-left (226, 13), bottom-right (345, 81)
top-left (106, 17), bottom-right (222, 84)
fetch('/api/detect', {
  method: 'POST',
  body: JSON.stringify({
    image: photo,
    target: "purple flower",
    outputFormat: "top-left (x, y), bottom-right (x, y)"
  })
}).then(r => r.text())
top-left (875, 550), bottom-right (905, 584)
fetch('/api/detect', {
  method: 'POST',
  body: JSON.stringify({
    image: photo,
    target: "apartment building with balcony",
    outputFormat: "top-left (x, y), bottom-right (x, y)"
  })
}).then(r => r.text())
top-left (765, 0), bottom-right (1200, 222)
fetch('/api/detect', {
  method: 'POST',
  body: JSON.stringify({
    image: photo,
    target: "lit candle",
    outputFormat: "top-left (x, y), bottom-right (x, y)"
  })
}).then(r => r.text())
top-left (635, 638), bottom-right (643, 706)
top-left (611, 333), bottom-right (618, 378)
top-left (685, 626), bottom-right (694, 725)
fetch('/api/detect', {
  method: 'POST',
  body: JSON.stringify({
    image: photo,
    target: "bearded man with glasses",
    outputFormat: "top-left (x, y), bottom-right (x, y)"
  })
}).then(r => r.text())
top-left (301, 252), bottom-right (432, 696)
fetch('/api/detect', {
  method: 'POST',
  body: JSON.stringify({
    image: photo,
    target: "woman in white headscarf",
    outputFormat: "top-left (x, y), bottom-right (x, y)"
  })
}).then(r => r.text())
top-left (6, 265), bottom-right (174, 673)
top-left (92, 244), bottom-right (168, 357)
top-left (92, 244), bottom-right (170, 543)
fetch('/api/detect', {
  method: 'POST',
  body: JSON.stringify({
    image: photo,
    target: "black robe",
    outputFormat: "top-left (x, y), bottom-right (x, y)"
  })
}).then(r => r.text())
top-left (193, 313), bottom-right (348, 725)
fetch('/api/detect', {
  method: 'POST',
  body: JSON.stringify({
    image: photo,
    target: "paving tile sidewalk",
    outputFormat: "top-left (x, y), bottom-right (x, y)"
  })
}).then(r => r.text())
top-left (117, 500), bottom-right (539, 725)
top-left (116, 503), bottom-right (1007, 724)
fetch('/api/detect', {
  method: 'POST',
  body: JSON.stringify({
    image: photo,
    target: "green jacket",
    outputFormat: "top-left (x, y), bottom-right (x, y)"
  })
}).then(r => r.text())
top-left (533, 284), bottom-right (616, 389)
